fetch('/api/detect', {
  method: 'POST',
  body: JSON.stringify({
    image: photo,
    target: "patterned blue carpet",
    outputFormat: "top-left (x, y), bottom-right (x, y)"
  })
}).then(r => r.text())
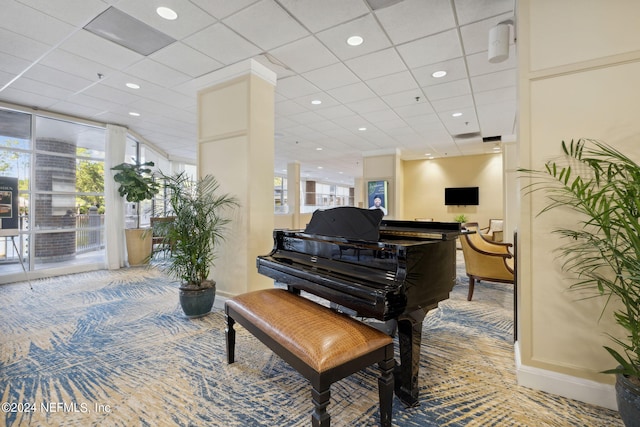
top-left (0, 253), bottom-right (623, 426)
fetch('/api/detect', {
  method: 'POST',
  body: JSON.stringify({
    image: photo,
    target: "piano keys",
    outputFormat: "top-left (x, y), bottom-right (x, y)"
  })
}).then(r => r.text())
top-left (256, 207), bottom-right (461, 407)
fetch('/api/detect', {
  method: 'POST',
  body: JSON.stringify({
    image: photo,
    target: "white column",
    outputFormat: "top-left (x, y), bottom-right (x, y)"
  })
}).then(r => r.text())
top-left (287, 161), bottom-right (300, 229)
top-left (105, 124), bottom-right (127, 269)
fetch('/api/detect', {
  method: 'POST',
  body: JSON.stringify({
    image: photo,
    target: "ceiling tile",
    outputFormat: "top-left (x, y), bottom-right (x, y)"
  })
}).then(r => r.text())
top-left (224, 0), bottom-right (309, 50)
top-left (0, 51), bottom-right (31, 75)
top-left (40, 49), bottom-right (117, 82)
top-left (0, 28), bottom-right (51, 62)
top-left (276, 75), bottom-right (321, 99)
top-left (346, 97), bottom-right (389, 115)
top-left (60, 29), bottom-right (143, 69)
top-left (314, 104), bottom-right (357, 120)
top-left (292, 93), bottom-right (341, 110)
top-left (375, 0), bottom-right (456, 44)
top-left (269, 36), bottom-right (339, 74)
top-left (412, 57), bottom-right (468, 87)
top-left (302, 63), bottom-right (360, 91)
top-left (275, 99), bottom-right (309, 116)
top-left (394, 101), bottom-right (435, 119)
top-left (81, 83), bottom-right (141, 105)
top-left (183, 23), bottom-right (262, 66)
top-left (189, 0), bottom-right (261, 20)
top-left (366, 70), bottom-right (419, 96)
top-left (471, 69), bottom-right (516, 92)
top-left (23, 64), bottom-right (94, 92)
top-left (431, 94), bottom-right (474, 113)
top-left (345, 48), bottom-right (406, 81)
top-left (1, 1), bottom-right (75, 45)
top-left (48, 99), bottom-right (106, 117)
top-left (466, 50), bottom-right (516, 76)
top-left (10, 76), bottom-right (76, 100)
top-left (454, 0), bottom-right (515, 25)
top-left (327, 82), bottom-right (376, 104)
top-left (15, 0), bottom-right (109, 26)
top-left (315, 14), bottom-right (391, 61)
top-left (396, 29), bottom-right (463, 69)
top-left (114, 0), bottom-right (217, 40)
top-left (278, 0), bottom-right (369, 33)
top-left (150, 42), bottom-right (223, 78)
top-left (424, 78), bottom-right (471, 101)
top-left (381, 88), bottom-right (425, 108)
top-left (125, 58), bottom-right (192, 87)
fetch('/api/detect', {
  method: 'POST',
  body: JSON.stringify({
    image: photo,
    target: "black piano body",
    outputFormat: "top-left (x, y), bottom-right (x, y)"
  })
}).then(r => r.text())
top-left (256, 207), bottom-right (461, 407)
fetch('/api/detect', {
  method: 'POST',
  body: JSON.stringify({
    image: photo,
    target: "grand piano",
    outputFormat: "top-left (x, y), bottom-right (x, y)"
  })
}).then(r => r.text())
top-left (256, 207), bottom-right (461, 407)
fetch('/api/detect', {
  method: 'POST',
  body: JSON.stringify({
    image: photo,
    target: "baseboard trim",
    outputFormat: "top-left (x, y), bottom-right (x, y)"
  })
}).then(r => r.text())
top-left (514, 342), bottom-right (617, 411)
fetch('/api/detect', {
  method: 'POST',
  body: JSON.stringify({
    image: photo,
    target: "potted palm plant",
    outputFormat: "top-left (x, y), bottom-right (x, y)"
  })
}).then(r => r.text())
top-left (157, 172), bottom-right (238, 318)
top-left (522, 139), bottom-right (640, 426)
top-left (111, 161), bottom-right (160, 266)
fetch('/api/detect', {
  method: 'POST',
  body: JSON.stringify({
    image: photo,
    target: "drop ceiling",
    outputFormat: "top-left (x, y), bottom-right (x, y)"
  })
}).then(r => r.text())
top-left (0, 0), bottom-right (516, 186)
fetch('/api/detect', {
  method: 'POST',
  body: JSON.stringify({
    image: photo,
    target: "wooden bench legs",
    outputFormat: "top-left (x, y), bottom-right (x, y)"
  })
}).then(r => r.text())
top-left (225, 289), bottom-right (394, 427)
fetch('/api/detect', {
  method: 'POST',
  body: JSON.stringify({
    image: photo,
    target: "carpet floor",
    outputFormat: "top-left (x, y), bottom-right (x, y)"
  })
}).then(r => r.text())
top-left (0, 254), bottom-right (623, 426)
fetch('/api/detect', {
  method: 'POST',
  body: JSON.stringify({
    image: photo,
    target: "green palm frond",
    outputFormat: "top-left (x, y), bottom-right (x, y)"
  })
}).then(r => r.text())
top-left (157, 172), bottom-right (238, 286)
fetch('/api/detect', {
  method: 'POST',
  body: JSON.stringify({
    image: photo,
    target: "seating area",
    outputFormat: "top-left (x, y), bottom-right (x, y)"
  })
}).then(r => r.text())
top-left (481, 219), bottom-right (504, 242)
top-left (459, 222), bottom-right (515, 301)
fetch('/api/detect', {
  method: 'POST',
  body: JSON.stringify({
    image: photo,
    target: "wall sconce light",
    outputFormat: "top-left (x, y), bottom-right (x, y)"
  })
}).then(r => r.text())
top-left (488, 19), bottom-right (514, 63)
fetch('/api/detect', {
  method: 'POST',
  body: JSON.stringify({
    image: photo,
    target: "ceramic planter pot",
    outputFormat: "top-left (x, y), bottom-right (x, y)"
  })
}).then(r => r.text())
top-left (179, 280), bottom-right (216, 318)
top-left (616, 372), bottom-right (640, 427)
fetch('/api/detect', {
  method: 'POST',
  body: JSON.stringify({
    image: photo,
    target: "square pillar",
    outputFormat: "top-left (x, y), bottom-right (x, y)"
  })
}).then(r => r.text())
top-left (197, 60), bottom-right (276, 296)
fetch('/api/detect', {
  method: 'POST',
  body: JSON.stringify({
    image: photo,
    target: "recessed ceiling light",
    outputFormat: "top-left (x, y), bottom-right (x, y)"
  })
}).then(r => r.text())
top-left (157, 7), bottom-right (178, 20)
top-left (317, 166), bottom-right (323, 169)
top-left (358, 127), bottom-right (367, 131)
top-left (432, 70), bottom-right (447, 78)
top-left (347, 35), bottom-right (364, 46)
top-left (129, 112), bottom-right (140, 117)
top-left (311, 99), bottom-right (322, 105)
top-left (126, 82), bottom-right (140, 89)
top-left (493, 146), bottom-right (501, 151)
top-left (452, 112), bottom-right (463, 117)
top-left (425, 153), bottom-right (431, 156)
top-left (316, 147), bottom-right (323, 151)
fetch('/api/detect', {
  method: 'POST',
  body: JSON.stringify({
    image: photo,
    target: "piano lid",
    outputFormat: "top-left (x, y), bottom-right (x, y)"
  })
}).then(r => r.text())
top-left (303, 207), bottom-right (384, 241)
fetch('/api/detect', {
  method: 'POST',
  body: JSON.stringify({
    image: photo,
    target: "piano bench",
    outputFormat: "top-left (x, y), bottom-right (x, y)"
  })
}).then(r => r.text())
top-left (225, 288), bottom-right (394, 427)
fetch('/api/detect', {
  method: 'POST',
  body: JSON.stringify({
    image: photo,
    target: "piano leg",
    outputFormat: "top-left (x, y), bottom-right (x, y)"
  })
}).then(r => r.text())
top-left (395, 308), bottom-right (427, 408)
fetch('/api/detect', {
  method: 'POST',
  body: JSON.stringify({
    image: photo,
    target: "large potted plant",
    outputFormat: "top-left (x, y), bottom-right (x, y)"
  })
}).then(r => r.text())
top-left (158, 172), bottom-right (238, 318)
top-left (523, 139), bottom-right (640, 425)
top-left (111, 161), bottom-right (160, 266)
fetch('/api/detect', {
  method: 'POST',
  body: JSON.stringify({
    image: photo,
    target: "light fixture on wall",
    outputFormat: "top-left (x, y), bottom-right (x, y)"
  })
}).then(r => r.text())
top-left (488, 19), bottom-right (514, 63)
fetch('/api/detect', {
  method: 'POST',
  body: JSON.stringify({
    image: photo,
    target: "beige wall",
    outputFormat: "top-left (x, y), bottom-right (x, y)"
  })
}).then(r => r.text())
top-left (518, 0), bottom-right (640, 409)
top-left (403, 153), bottom-right (504, 229)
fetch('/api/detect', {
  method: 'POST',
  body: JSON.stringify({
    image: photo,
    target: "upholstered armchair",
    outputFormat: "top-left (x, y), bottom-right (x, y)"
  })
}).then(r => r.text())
top-left (459, 222), bottom-right (514, 301)
top-left (481, 219), bottom-right (504, 242)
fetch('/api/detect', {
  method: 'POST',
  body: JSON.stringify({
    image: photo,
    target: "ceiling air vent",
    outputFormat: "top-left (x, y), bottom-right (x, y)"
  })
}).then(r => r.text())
top-left (482, 135), bottom-right (502, 143)
top-left (84, 7), bottom-right (176, 56)
top-left (453, 132), bottom-right (481, 140)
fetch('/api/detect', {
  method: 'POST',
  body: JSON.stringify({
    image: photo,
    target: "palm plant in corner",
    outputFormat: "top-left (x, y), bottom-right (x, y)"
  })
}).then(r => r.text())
top-left (158, 172), bottom-right (238, 318)
top-left (522, 139), bottom-right (640, 426)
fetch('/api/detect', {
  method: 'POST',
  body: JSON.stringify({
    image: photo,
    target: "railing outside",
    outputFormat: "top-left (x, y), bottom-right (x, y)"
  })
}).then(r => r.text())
top-left (0, 212), bottom-right (105, 265)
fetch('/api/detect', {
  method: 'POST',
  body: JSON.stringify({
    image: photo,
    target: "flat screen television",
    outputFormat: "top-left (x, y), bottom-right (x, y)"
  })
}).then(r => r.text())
top-left (444, 187), bottom-right (479, 206)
